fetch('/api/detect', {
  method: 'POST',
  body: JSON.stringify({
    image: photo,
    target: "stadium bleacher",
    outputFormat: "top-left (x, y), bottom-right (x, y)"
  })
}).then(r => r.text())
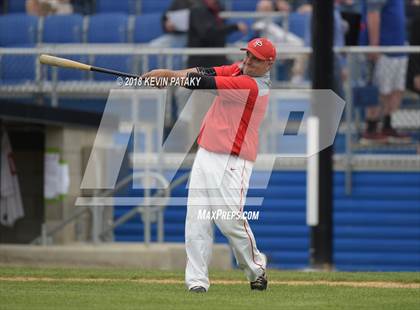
top-left (96, 0), bottom-right (138, 14)
top-left (0, 0), bottom-right (311, 82)
top-left (140, 0), bottom-right (171, 14)
top-left (41, 14), bottom-right (85, 81)
top-left (0, 54), bottom-right (36, 83)
top-left (5, 0), bottom-right (26, 13)
top-left (230, 0), bottom-right (257, 11)
top-left (288, 12), bottom-right (310, 39)
top-left (87, 13), bottom-right (132, 80)
top-left (133, 13), bottom-right (163, 43)
top-left (42, 14), bottom-right (84, 43)
top-left (0, 13), bottom-right (38, 84)
top-left (87, 13), bottom-right (129, 43)
top-left (0, 3), bottom-right (311, 84)
top-left (0, 13), bottom-right (38, 46)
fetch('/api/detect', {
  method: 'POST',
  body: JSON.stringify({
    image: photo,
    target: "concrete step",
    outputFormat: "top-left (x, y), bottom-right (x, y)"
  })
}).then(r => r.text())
top-left (0, 243), bottom-right (232, 270)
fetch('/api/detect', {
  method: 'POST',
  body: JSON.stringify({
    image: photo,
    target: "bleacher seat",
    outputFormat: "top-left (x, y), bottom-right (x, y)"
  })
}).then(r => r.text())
top-left (231, 0), bottom-right (257, 11)
top-left (133, 13), bottom-right (164, 71)
top-left (0, 55), bottom-right (36, 83)
top-left (92, 55), bottom-right (134, 81)
top-left (41, 15), bottom-right (85, 81)
top-left (288, 12), bottom-right (310, 39)
top-left (0, 14), bottom-right (38, 46)
top-left (141, 0), bottom-right (170, 14)
top-left (42, 14), bottom-right (83, 43)
top-left (96, 0), bottom-right (137, 14)
top-left (6, 0), bottom-right (26, 13)
top-left (134, 13), bottom-right (163, 43)
top-left (88, 13), bottom-right (129, 43)
top-left (87, 14), bottom-right (132, 81)
top-left (0, 14), bottom-right (38, 84)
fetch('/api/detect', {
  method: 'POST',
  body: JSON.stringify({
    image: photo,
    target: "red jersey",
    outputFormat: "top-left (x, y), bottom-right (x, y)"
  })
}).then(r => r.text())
top-left (197, 63), bottom-right (270, 162)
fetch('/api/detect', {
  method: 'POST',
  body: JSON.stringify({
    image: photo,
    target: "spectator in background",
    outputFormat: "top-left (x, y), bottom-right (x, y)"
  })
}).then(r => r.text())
top-left (148, 0), bottom-right (196, 74)
top-left (275, 0), bottom-right (291, 12)
top-left (173, 0), bottom-right (246, 143)
top-left (359, 0), bottom-right (410, 144)
top-left (26, 0), bottom-right (73, 16)
top-left (253, 0), bottom-right (303, 46)
top-left (406, 0), bottom-right (420, 95)
top-left (254, 0), bottom-right (304, 83)
top-left (187, 0), bottom-right (247, 68)
top-left (150, 0), bottom-right (196, 54)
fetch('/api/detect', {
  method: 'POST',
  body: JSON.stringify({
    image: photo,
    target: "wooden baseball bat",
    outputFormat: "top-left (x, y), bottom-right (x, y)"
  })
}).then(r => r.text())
top-left (39, 54), bottom-right (140, 78)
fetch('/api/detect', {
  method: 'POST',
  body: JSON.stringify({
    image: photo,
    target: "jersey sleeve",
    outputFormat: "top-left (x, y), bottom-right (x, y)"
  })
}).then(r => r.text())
top-left (184, 64), bottom-right (245, 90)
top-left (213, 63), bottom-right (242, 76)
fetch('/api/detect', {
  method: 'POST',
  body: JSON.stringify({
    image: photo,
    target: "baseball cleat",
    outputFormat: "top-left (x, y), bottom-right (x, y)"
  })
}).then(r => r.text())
top-left (189, 286), bottom-right (207, 293)
top-left (250, 273), bottom-right (268, 291)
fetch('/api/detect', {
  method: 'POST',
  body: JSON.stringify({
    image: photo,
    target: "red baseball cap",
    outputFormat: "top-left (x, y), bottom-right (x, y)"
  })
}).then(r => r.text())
top-left (240, 38), bottom-right (276, 61)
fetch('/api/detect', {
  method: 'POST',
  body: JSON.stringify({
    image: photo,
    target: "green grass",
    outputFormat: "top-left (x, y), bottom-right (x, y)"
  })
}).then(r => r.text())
top-left (1, 266), bottom-right (419, 310)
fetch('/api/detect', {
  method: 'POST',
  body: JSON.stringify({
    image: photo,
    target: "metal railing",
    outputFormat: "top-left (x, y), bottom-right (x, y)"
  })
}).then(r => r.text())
top-left (2, 45), bottom-right (418, 104)
top-left (31, 171), bottom-right (190, 245)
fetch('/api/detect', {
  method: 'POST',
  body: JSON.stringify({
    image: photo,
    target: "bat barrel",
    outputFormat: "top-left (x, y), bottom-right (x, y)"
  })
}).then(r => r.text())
top-left (39, 54), bottom-right (91, 71)
top-left (39, 54), bottom-right (139, 79)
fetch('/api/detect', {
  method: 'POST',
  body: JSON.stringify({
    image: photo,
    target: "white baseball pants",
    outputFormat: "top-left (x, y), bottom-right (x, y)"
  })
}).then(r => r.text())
top-left (185, 147), bottom-right (266, 290)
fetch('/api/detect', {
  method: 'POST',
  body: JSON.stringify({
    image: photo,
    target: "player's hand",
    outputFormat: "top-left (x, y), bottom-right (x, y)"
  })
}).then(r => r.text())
top-left (141, 69), bottom-right (171, 79)
top-left (237, 22), bottom-right (248, 34)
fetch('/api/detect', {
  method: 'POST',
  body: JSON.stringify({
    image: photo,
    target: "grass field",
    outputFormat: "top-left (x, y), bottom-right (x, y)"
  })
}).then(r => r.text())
top-left (0, 266), bottom-right (419, 309)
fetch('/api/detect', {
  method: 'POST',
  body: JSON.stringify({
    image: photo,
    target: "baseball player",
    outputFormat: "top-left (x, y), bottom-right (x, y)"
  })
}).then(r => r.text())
top-left (141, 38), bottom-right (276, 293)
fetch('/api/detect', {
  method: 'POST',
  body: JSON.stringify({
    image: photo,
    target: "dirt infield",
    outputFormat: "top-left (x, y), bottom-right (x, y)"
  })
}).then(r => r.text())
top-left (1, 276), bottom-right (419, 289)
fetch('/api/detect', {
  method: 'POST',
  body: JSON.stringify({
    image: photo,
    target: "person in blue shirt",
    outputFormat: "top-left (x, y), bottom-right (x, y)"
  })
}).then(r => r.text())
top-left (359, 0), bottom-right (410, 144)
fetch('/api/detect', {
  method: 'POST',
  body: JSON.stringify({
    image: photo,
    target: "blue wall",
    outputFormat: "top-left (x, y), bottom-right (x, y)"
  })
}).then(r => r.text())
top-left (114, 170), bottom-right (420, 271)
